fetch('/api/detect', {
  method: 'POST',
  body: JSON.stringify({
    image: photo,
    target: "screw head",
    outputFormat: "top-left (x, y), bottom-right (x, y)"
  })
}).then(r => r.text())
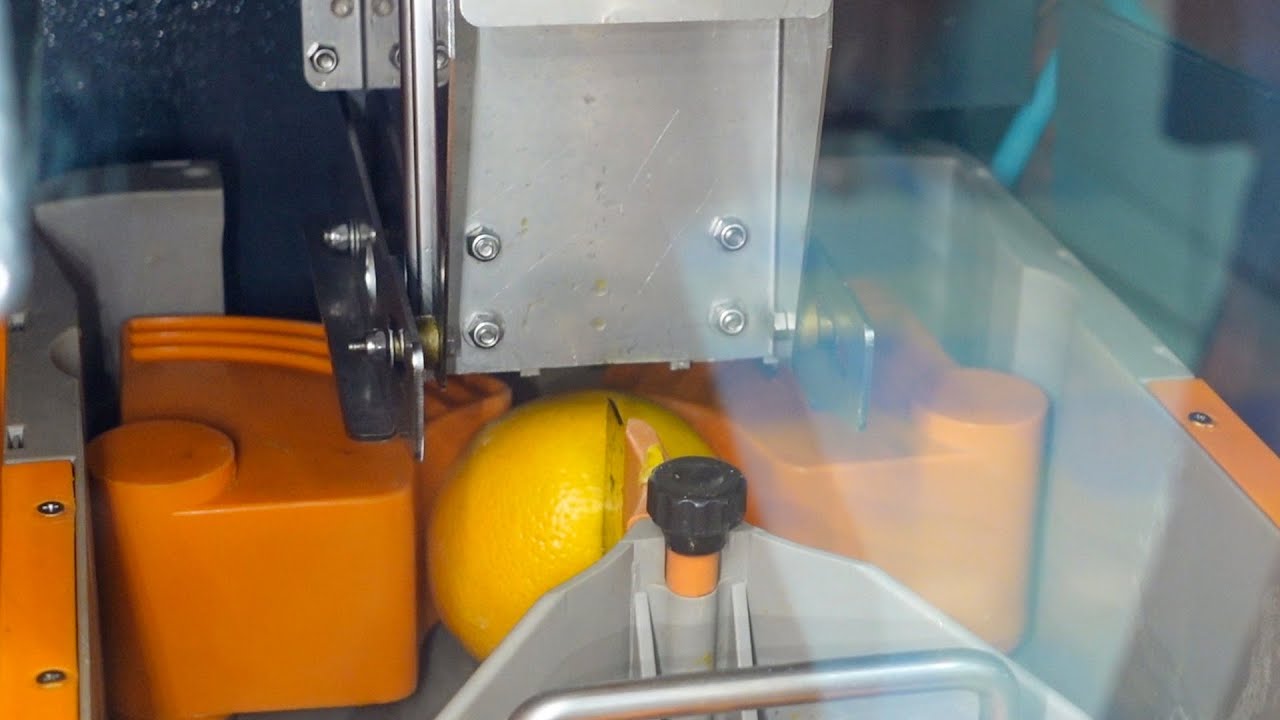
top-left (1188, 411), bottom-right (1215, 428)
top-left (36, 670), bottom-right (67, 685)
top-left (390, 43), bottom-right (401, 70)
top-left (435, 44), bottom-right (450, 86)
top-left (37, 501), bottom-right (65, 516)
top-left (309, 45), bottom-right (339, 75)
top-left (711, 216), bottom-right (749, 251)
top-left (466, 228), bottom-right (501, 262)
top-left (330, 0), bottom-right (354, 17)
top-left (712, 303), bottom-right (747, 336)
top-left (467, 315), bottom-right (503, 349)
top-left (372, 0), bottom-right (395, 16)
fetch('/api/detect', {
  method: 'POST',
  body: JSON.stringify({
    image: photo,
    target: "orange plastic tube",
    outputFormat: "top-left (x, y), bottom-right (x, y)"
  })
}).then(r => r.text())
top-left (664, 550), bottom-right (719, 598)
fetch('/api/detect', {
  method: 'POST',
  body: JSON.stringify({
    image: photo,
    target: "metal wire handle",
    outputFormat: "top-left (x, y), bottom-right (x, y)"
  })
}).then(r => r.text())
top-left (509, 648), bottom-right (1021, 720)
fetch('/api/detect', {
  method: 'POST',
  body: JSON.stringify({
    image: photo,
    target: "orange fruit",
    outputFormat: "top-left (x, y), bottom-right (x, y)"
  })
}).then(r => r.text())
top-left (427, 390), bottom-right (711, 659)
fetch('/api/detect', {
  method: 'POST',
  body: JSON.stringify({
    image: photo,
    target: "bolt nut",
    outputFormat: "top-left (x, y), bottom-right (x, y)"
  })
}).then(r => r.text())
top-left (330, 0), bottom-right (354, 17)
top-left (712, 302), bottom-right (747, 336)
top-left (710, 216), bottom-right (749, 251)
top-left (467, 314), bottom-right (503, 349)
top-left (309, 45), bottom-right (339, 75)
top-left (466, 227), bottom-right (501, 262)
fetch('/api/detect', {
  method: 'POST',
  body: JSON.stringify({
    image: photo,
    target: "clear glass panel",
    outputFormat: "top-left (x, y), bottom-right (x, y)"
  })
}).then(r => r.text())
top-left (18, 1), bottom-right (1280, 718)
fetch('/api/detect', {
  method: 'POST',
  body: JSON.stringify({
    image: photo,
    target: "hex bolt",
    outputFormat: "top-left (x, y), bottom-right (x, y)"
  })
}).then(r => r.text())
top-left (309, 45), bottom-right (340, 75)
top-left (372, 0), bottom-right (395, 16)
top-left (330, 0), bottom-right (354, 17)
top-left (467, 314), bottom-right (503, 349)
top-left (36, 670), bottom-right (67, 685)
top-left (1188, 411), bottom-right (1215, 428)
top-left (37, 501), bottom-right (65, 517)
top-left (466, 227), bottom-right (501, 262)
top-left (712, 302), bottom-right (747, 336)
top-left (710, 216), bottom-right (749, 251)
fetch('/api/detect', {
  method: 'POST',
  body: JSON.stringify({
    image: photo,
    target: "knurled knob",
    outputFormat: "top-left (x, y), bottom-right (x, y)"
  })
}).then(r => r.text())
top-left (646, 456), bottom-right (747, 556)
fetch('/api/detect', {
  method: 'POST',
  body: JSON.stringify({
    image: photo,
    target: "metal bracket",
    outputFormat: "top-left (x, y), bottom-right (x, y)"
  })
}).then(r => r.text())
top-left (307, 220), bottom-right (425, 459)
top-left (301, 0), bottom-right (403, 90)
top-left (791, 242), bottom-right (875, 430)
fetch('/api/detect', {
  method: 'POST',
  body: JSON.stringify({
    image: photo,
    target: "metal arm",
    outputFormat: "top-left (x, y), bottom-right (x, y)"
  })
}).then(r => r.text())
top-left (509, 649), bottom-right (1021, 720)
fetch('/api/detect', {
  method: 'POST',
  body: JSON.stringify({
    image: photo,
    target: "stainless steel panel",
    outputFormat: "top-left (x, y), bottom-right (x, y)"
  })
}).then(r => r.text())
top-left (775, 12), bottom-right (831, 355)
top-left (301, 0), bottom-right (403, 90)
top-left (447, 17), bottom-right (830, 374)
top-left (403, 0), bottom-right (440, 319)
top-left (364, 0), bottom-right (401, 89)
top-left (459, 0), bottom-right (831, 28)
top-left (301, 0), bottom-right (364, 90)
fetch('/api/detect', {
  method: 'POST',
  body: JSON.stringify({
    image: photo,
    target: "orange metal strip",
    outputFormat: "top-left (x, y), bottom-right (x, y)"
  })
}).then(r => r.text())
top-left (0, 460), bottom-right (79, 720)
top-left (1148, 379), bottom-right (1280, 525)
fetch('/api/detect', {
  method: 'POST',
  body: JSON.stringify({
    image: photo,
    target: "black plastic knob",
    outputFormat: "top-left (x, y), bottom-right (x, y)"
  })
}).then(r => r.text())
top-left (647, 456), bottom-right (747, 556)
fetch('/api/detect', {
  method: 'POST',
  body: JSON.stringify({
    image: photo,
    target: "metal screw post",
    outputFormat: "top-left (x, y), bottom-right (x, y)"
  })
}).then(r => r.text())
top-left (348, 329), bottom-right (389, 358)
top-left (323, 221), bottom-right (377, 255)
top-left (712, 302), bottom-right (747, 336)
top-left (467, 314), bottom-right (504, 349)
top-left (710, 216), bottom-right (749, 251)
top-left (330, 0), bottom-right (354, 17)
top-left (466, 227), bottom-right (502, 262)
top-left (347, 328), bottom-right (410, 366)
top-left (309, 45), bottom-right (340, 75)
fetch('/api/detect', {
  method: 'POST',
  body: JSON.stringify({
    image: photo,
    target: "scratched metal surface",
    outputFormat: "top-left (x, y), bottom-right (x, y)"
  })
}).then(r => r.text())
top-left (444, 15), bottom-right (830, 375)
top-left (36, 0), bottom-right (373, 318)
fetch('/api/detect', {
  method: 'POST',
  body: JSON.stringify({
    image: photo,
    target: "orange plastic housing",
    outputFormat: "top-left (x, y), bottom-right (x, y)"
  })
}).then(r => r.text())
top-left (607, 289), bottom-right (1047, 651)
top-left (89, 317), bottom-right (508, 720)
